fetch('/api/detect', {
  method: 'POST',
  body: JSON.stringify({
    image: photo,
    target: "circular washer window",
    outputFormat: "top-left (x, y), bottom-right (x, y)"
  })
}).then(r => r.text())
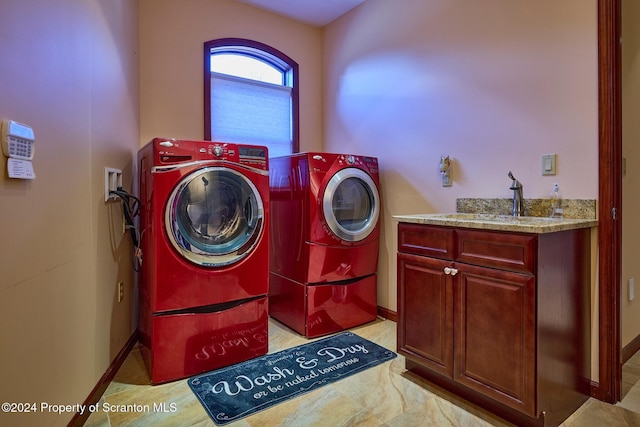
top-left (165, 167), bottom-right (264, 266)
top-left (322, 168), bottom-right (380, 242)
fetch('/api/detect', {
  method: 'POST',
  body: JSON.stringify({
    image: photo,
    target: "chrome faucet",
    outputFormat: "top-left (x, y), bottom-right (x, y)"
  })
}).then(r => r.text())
top-left (508, 171), bottom-right (525, 217)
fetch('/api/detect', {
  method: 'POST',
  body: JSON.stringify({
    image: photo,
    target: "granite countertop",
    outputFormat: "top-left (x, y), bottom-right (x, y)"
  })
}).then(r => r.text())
top-left (392, 213), bottom-right (598, 234)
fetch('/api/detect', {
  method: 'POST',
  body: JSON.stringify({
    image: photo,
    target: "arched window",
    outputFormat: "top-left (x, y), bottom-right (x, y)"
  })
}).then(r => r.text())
top-left (204, 38), bottom-right (299, 157)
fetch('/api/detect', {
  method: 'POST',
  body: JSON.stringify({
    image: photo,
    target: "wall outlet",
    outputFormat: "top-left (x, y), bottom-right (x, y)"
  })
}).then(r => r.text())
top-left (118, 281), bottom-right (124, 302)
top-left (629, 278), bottom-right (635, 302)
top-left (105, 167), bottom-right (123, 202)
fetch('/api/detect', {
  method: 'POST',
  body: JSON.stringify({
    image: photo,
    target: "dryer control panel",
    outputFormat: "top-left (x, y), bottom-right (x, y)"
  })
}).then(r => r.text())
top-left (309, 152), bottom-right (379, 175)
top-left (151, 138), bottom-right (268, 171)
top-left (238, 145), bottom-right (268, 170)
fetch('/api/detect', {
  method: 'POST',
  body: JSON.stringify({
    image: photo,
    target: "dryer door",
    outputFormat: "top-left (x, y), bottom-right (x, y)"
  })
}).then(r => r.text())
top-left (165, 166), bottom-right (264, 266)
top-left (322, 168), bottom-right (380, 242)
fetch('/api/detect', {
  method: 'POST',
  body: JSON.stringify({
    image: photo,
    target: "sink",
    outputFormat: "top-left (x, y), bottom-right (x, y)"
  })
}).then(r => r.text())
top-left (393, 212), bottom-right (597, 233)
top-left (427, 213), bottom-right (562, 225)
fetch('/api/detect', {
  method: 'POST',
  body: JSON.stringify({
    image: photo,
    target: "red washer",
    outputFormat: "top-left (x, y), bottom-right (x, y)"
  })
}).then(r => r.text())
top-left (269, 152), bottom-right (380, 337)
top-left (138, 138), bottom-right (269, 383)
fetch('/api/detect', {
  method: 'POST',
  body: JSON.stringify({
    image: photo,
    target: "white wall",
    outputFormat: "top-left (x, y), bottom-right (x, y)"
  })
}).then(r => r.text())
top-left (138, 0), bottom-right (323, 151)
top-left (0, 1), bottom-right (139, 425)
top-left (323, 0), bottom-right (599, 312)
top-left (0, 2), bottom-right (610, 423)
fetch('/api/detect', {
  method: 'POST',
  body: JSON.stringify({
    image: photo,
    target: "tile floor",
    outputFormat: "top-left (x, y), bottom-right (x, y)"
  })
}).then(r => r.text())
top-left (84, 318), bottom-right (640, 426)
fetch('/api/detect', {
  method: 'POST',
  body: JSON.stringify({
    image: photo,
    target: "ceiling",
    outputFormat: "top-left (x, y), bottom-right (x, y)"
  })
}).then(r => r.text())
top-left (236, 0), bottom-right (366, 27)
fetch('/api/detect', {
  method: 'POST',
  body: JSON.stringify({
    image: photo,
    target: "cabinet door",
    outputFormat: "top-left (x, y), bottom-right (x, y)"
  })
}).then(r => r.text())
top-left (397, 253), bottom-right (453, 378)
top-left (454, 263), bottom-right (536, 417)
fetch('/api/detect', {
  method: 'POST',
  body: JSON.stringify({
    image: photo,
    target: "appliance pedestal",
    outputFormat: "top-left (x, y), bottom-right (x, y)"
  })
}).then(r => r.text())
top-left (139, 297), bottom-right (268, 384)
top-left (269, 273), bottom-right (377, 338)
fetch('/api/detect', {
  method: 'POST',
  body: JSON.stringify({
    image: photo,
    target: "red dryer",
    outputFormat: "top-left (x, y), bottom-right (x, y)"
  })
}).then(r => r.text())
top-left (138, 138), bottom-right (269, 384)
top-left (269, 152), bottom-right (381, 338)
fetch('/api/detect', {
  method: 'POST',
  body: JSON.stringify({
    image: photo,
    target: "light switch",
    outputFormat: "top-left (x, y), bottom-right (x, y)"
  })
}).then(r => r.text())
top-left (541, 154), bottom-right (556, 176)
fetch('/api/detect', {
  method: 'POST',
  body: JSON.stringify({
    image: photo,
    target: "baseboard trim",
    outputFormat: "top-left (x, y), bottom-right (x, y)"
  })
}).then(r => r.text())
top-left (377, 306), bottom-right (397, 322)
top-left (622, 333), bottom-right (640, 365)
top-left (67, 331), bottom-right (139, 427)
top-left (590, 380), bottom-right (604, 401)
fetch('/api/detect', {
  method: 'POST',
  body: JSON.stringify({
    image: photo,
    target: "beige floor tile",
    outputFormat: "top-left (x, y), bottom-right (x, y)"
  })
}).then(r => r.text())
top-left (618, 384), bottom-right (640, 414)
top-left (89, 318), bottom-right (640, 427)
top-left (83, 398), bottom-right (110, 427)
top-left (103, 346), bottom-right (151, 397)
top-left (102, 379), bottom-right (209, 426)
top-left (385, 397), bottom-right (505, 427)
top-left (628, 351), bottom-right (640, 367)
top-left (564, 398), bottom-right (640, 427)
top-left (622, 361), bottom-right (640, 386)
top-left (243, 387), bottom-right (382, 427)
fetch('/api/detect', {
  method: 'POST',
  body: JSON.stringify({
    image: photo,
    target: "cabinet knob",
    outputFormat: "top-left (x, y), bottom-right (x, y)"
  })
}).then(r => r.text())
top-left (444, 267), bottom-right (459, 276)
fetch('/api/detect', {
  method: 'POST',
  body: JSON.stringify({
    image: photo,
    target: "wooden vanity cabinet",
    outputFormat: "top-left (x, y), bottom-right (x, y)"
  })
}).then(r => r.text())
top-left (398, 253), bottom-right (454, 378)
top-left (397, 222), bottom-right (591, 427)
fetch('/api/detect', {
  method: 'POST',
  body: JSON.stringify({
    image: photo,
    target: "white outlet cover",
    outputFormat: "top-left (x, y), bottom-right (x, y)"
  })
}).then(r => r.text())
top-left (105, 167), bottom-right (123, 202)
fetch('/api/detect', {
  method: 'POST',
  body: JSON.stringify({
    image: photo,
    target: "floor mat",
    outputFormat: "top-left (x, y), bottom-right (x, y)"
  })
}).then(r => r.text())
top-left (188, 331), bottom-right (397, 425)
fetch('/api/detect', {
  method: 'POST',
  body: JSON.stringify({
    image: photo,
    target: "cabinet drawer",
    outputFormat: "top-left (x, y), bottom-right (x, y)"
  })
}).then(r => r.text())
top-left (456, 229), bottom-right (536, 274)
top-left (398, 223), bottom-right (454, 260)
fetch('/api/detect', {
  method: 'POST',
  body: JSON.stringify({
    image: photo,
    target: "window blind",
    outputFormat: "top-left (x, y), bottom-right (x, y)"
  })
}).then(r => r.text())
top-left (210, 72), bottom-right (292, 158)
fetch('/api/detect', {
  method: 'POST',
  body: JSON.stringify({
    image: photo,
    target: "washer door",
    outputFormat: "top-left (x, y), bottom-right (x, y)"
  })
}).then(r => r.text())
top-left (165, 166), bottom-right (264, 266)
top-left (322, 168), bottom-right (380, 242)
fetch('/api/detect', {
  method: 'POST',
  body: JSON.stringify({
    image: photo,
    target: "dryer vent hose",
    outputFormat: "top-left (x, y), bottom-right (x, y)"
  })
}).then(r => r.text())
top-left (109, 188), bottom-right (141, 267)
